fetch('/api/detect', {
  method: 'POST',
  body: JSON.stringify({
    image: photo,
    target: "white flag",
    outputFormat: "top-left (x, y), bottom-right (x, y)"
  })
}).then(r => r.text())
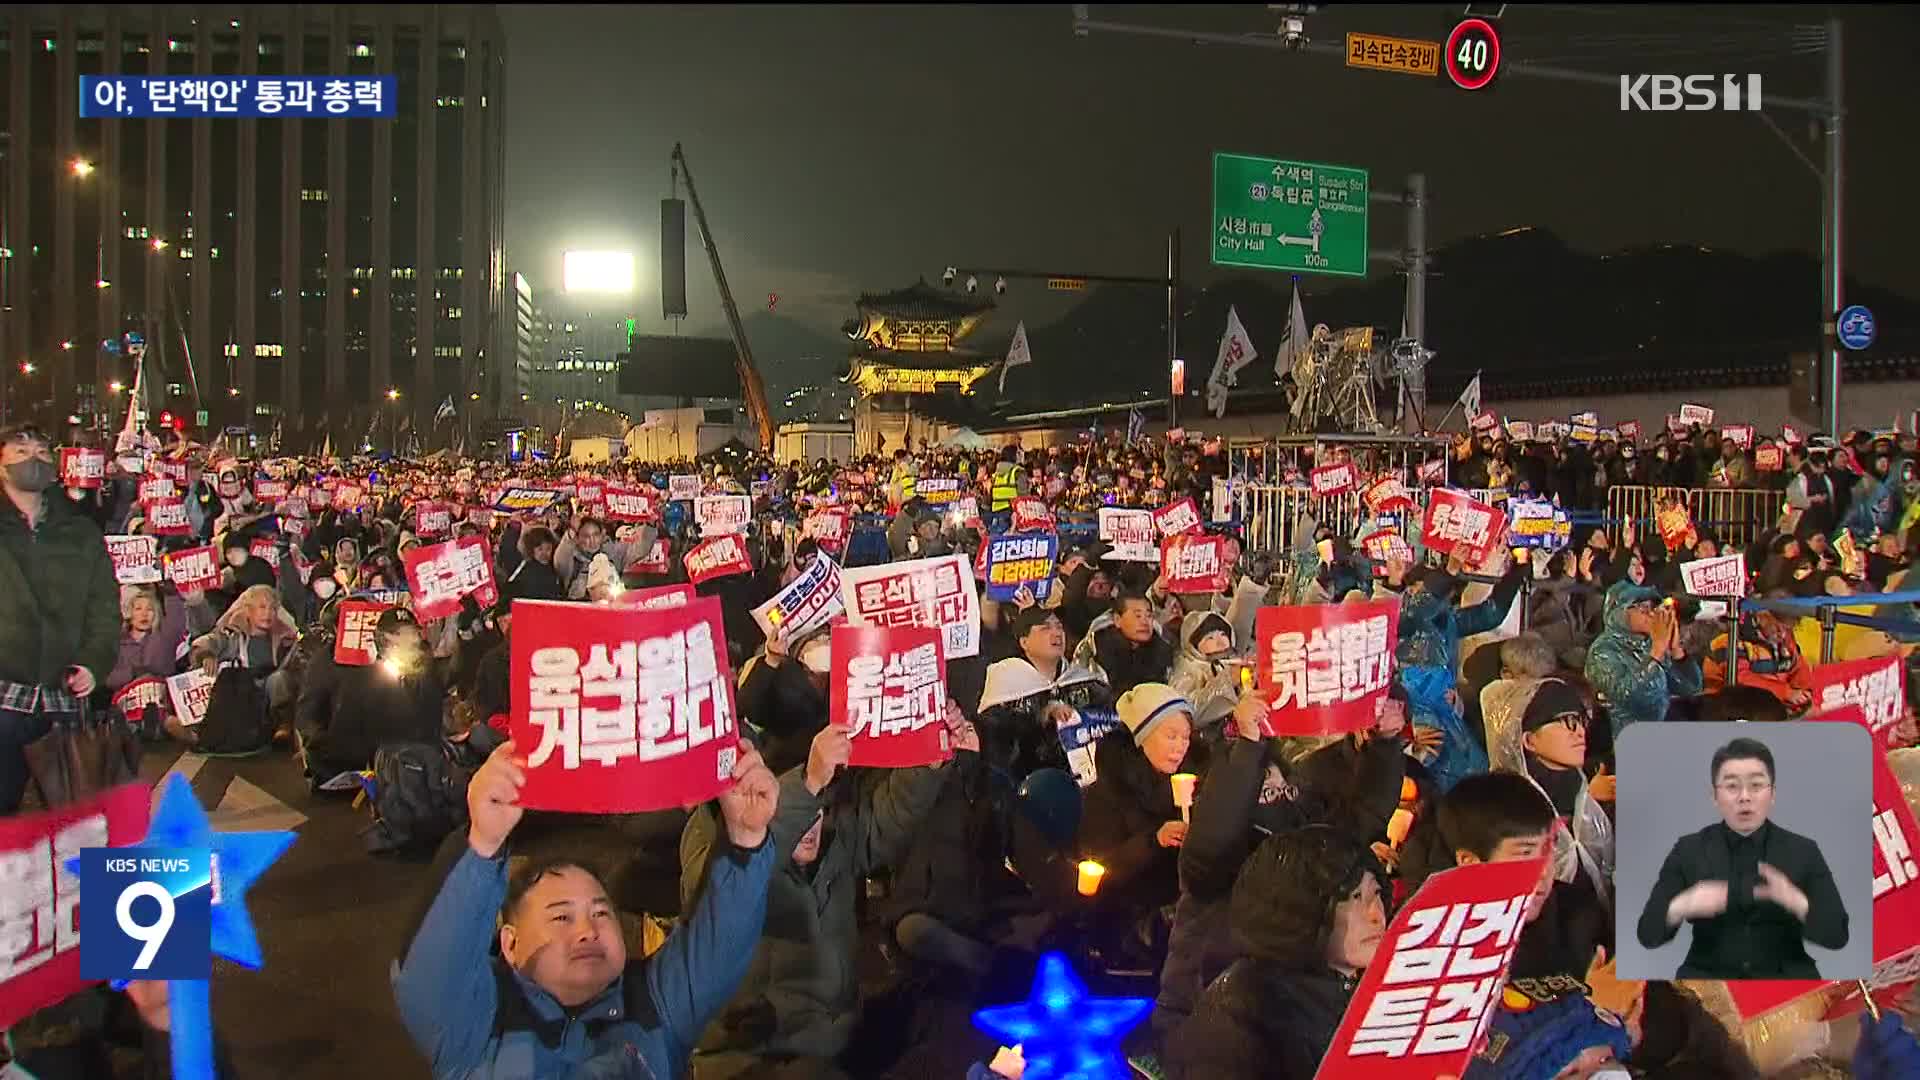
top-left (998, 321), bottom-right (1032, 394)
top-left (1457, 372), bottom-right (1483, 417)
top-left (1275, 285), bottom-right (1307, 380)
top-left (1207, 306), bottom-right (1258, 419)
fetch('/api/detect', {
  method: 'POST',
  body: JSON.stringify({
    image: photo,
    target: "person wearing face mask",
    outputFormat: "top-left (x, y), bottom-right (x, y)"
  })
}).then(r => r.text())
top-left (219, 532), bottom-right (278, 596)
top-left (735, 624), bottom-right (835, 778)
top-left (0, 423), bottom-right (122, 813)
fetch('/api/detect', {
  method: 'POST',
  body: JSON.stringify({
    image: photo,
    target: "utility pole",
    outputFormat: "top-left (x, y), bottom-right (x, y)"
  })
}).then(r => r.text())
top-left (1822, 15), bottom-right (1843, 435)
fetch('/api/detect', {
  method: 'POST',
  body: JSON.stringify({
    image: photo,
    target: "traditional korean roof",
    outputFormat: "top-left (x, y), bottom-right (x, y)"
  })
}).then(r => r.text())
top-left (853, 278), bottom-right (995, 321)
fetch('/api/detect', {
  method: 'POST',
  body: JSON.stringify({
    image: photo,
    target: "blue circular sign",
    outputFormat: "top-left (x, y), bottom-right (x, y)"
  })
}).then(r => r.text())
top-left (1838, 304), bottom-right (1876, 351)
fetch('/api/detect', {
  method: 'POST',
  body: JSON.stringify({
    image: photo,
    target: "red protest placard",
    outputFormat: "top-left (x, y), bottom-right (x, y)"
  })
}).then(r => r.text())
top-left (0, 784), bottom-right (152, 1031)
top-left (110, 676), bottom-right (168, 722)
top-left (509, 596), bottom-right (740, 813)
top-left (1360, 530), bottom-right (1413, 565)
top-left (611, 584), bottom-right (695, 612)
top-left (333, 483), bottom-right (365, 512)
top-left (58, 448), bottom-right (105, 489)
top-left (1313, 857), bottom-right (1549, 1080)
top-left (1755, 445), bottom-right (1785, 471)
top-left (105, 534), bottom-right (162, 584)
top-left (602, 484), bottom-right (657, 524)
top-left (576, 482), bottom-right (604, 508)
top-left (334, 599), bottom-right (389, 665)
top-left (1417, 458), bottom-right (1445, 486)
top-left (1012, 497), bottom-right (1055, 534)
top-left (832, 624), bottom-right (952, 768)
top-left (1727, 707), bottom-right (1920, 1021)
top-left (629, 538), bottom-right (671, 575)
top-left (1255, 599), bottom-right (1400, 737)
top-left (1152, 497), bottom-right (1204, 539)
top-left (415, 501), bottom-right (452, 537)
top-left (149, 458), bottom-right (188, 485)
top-left (253, 478), bottom-right (290, 502)
top-left (1469, 409), bottom-right (1499, 433)
top-left (1422, 489), bottom-right (1506, 565)
top-left (683, 534), bottom-right (754, 585)
top-left (137, 476), bottom-right (176, 504)
top-left (1677, 553), bottom-right (1748, 598)
top-left (308, 483), bottom-right (333, 510)
top-left (1810, 658), bottom-right (1905, 755)
top-left (403, 535), bottom-right (499, 620)
top-left (1656, 500), bottom-right (1697, 554)
top-left (1722, 424), bottom-right (1755, 450)
top-left (1618, 420), bottom-right (1642, 442)
top-left (803, 506), bottom-right (852, 553)
top-left (1363, 474), bottom-right (1414, 513)
top-left (1161, 534), bottom-right (1231, 595)
top-left (1311, 462), bottom-right (1358, 497)
top-left (162, 544), bottom-right (221, 594)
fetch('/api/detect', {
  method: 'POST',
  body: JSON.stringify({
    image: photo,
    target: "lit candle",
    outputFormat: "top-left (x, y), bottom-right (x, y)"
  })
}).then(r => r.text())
top-left (1076, 859), bottom-right (1106, 897)
top-left (1170, 773), bottom-right (1198, 824)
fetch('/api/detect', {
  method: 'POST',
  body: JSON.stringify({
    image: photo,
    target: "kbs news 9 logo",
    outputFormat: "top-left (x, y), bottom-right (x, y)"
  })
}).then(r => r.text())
top-left (79, 847), bottom-right (213, 980)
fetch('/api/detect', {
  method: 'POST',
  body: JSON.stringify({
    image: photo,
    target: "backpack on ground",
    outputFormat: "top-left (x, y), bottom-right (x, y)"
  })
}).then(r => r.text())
top-left (195, 668), bottom-right (273, 755)
top-left (363, 740), bottom-right (471, 855)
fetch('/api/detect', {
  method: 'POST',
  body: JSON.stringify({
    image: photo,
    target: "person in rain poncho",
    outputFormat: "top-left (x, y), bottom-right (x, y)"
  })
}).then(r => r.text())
top-left (1584, 581), bottom-right (1704, 736)
top-left (1481, 632), bottom-right (1560, 779)
top-left (1839, 450), bottom-right (1905, 542)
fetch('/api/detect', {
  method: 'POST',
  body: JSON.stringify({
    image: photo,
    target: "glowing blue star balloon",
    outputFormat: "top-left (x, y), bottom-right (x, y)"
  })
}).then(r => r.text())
top-left (972, 951), bottom-right (1152, 1080)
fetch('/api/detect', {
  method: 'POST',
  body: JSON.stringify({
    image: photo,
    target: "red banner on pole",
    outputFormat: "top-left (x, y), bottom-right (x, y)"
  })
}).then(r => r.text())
top-left (602, 484), bottom-right (657, 524)
top-left (1254, 599), bottom-right (1400, 737)
top-left (1152, 497), bottom-right (1204, 539)
top-left (333, 599), bottom-right (389, 665)
top-left (683, 534), bottom-right (754, 585)
top-left (402, 535), bottom-right (499, 620)
top-left (831, 625), bottom-right (951, 769)
top-left (509, 597), bottom-right (741, 813)
top-left (1311, 462), bottom-right (1358, 497)
top-left (1314, 857), bottom-right (1550, 1080)
top-left (162, 544), bottom-right (221, 594)
top-left (1012, 497), bottom-right (1055, 534)
top-left (1422, 489), bottom-right (1505, 564)
top-left (1160, 534), bottom-right (1231, 594)
top-left (58, 448), bottom-right (105, 489)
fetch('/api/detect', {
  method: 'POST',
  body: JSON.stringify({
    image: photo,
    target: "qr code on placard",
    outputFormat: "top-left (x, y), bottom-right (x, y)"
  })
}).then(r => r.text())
top-left (947, 624), bottom-right (967, 651)
top-left (716, 744), bottom-right (738, 782)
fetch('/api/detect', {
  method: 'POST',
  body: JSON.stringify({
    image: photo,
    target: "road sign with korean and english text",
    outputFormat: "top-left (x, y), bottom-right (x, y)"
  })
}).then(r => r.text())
top-left (1212, 153), bottom-right (1369, 277)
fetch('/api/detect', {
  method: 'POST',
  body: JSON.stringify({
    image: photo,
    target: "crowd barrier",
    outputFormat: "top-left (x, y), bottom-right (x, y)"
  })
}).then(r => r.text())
top-left (1741, 591), bottom-right (1920, 665)
top-left (1605, 485), bottom-right (1784, 552)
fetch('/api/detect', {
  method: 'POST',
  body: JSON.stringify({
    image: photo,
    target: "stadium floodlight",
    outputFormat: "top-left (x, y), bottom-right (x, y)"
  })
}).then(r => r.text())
top-left (563, 250), bottom-right (637, 295)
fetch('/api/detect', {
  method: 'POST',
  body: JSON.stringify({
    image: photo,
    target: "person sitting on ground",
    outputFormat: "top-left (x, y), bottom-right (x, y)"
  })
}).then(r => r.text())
top-left (976, 605), bottom-right (1113, 783)
top-left (296, 607), bottom-right (444, 785)
top-left (1586, 582), bottom-right (1704, 735)
top-left (1088, 588), bottom-right (1176, 698)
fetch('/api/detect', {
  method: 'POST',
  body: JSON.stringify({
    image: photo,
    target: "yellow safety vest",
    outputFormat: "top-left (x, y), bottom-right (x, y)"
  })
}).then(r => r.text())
top-left (892, 463), bottom-right (916, 503)
top-left (991, 463), bottom-right (1020, 511)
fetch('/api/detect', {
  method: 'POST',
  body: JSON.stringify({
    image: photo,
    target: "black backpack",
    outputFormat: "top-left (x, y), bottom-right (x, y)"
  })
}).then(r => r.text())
top-left (196, 668), bottom-right (273, 755)
top-left (364, 741), bottom-right (470, 854)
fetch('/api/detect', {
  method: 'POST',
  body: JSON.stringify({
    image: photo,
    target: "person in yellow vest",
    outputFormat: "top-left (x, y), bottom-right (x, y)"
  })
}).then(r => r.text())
top-left (990, 445), bottom-right (1027, 514)
top-left (889, 449), bottom-right (917, 510)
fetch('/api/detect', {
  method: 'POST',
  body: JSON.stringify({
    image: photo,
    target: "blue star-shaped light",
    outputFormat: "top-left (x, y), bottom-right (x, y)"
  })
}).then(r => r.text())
top-left (972, 951), bottom-right (1152, 1080)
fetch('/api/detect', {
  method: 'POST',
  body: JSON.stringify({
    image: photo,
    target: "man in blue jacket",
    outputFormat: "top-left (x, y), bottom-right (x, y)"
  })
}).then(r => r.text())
top-left (392, 737), bottom-right (782, 1079)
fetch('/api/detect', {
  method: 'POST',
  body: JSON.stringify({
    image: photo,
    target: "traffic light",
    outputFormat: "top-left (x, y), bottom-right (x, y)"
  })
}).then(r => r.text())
top-left (158, 410), bottom-right (174, 428)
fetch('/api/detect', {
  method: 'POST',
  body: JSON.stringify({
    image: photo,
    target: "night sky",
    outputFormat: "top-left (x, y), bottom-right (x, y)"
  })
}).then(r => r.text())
top-left (501, 4), bottom-right (1919, 340)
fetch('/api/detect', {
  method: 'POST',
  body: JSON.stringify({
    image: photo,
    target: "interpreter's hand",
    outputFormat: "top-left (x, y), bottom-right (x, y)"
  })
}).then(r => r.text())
top-left (466, 740), bottom-right (526, 859)
top-left (944, 700), bottom-right (980, 755)
top-left (125, 980), bottom-right (170, 1033)
top-left (806, 723), bottom-right (853, 796)
top-left (718, 741), bottom-right (779, 849)
top-left (1156, 821), bottom-right (1188, 848)
top-left (1587, 764), bottom-right (1616, 803)
top-left (1232, 687), bottom-right (1271, 742)
top-left (764, 630), bottom-right (789, 668)
top-left (1756, 861), bottom-right (1812, 920)
top-left (1667, 879), bottom-right (1730, 925)
top-left (65, 666), bottom-right (96, 697)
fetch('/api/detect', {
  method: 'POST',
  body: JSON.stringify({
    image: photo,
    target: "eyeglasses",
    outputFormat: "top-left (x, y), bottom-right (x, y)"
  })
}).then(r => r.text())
top-left (1715, 779), bottom-right (1772, 797)
top-left (1547, 714), bottom-right (1589, 733)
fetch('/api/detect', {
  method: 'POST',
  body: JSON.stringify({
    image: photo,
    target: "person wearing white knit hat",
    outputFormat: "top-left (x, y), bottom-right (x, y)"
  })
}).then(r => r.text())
top-left (1117, 682), bottom-right (1196, 776)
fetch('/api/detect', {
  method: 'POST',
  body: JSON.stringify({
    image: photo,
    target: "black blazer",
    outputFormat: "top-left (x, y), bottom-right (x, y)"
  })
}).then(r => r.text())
top-left (1635, 820), bottom-right (1848, 980)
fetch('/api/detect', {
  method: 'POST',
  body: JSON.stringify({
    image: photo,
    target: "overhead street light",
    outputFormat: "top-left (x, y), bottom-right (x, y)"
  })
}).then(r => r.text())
top-left (70, 158), bottom-right (94, 179)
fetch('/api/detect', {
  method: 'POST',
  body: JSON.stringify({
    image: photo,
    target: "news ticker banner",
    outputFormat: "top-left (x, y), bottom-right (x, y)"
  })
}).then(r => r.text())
top-left (81, 76), bottom-right (397, 119)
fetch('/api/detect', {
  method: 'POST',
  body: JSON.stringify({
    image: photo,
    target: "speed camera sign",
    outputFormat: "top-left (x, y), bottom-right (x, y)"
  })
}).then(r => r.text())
top-left (1445, 17), bottom-right (1501, 91)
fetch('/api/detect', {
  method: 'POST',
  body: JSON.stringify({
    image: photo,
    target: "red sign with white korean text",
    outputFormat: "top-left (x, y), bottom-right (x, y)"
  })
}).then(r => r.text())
top-left (333, 484), bottom-right (365, 512)
top-left (415, 502), bottom-right (452, 537)
top-left (246, 537), bottom-right (278, 565)
top-left (840, 553), bottom-right (981, 660)
top-left (803, 506), bottom-right (852, 553)
top-left (307, 484), bottom-right (332, 510)
top-left (144, 499), bottom-right (191, 534)
top-left (831, 625), bottom-right (951, 769)
top-left (1361, 530), bottom-right (1413, 565)
top-left (110, 677), bottom-right (167, 722)
top-left (253, 478), bottom-right (290, 502)
top-left (58, 448), bottom-right (105, 489)
top-left (466, 506), bottom-right (492, 529)
top-left (333, 599), bottom-right (389, 665)
top-left (1313, 857), bottom-right (1550, 1080)
top-left (1810, 658), bottom-right (1905, 755)
top-left (1469, 410), bottom-right (1499, 433)
top-left (683, 535), bottom-right (754, 585)
top-left (162, 544), bottom-right (221, 594)
top-left (509, 597), bottom-right (740, 814)
top-left (137, 476), bottom-right (176, 504)
top-left (149, 459), bottom-right (188, 485)
top-left (602, 484), bottom-right (657, 524)
top-left (1417, 458), bottom-right (1445, 486)
top-left (0, 784), bottom-right (152, 1030)
top-left (611, 584), bottom-right (695, 612)
top-left (1755, 445), bottom-right (1785, 471)
top-left (403, 535), bottom-right (499, 620)
top-left (1677, 553), bottom-right (1747, 599)
top-left (1617, 420), bottom-right (1642, 443)
top-left (1312, 462), bottom-right (1358, 497)
top-left (1012, 497), bottom-right (1055, 534)
top-left (1727, 707), bottom-right (1920, 1021)
top-left (575, 483), bottom-right (604, 509)
top-left (630, 538), bottom-right (670, 575)
top-left (1255, 599), bottom-right (1400, 737)
top-left (1422, 489), bottom-right (1506, 565)
top-left (1152, 497), bottom-right (1204, 539)
top-left (1363, 474), bottom-right (1414, 513)
top-left (1161, 534), bottom-right (1232, 595)
top-left (1722, 424), bottom-right (1755, 450)
top-left (105, 534), bottom-right (162, 584)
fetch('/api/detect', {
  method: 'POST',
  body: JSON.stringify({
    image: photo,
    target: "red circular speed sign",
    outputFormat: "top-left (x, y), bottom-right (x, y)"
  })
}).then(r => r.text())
top-left (1445, 17), bottom-right (1501, 91)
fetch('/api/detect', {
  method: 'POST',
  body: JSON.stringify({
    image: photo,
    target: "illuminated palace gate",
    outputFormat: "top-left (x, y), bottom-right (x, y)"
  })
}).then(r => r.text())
top-left (841, 281), bottom-right (997, 455)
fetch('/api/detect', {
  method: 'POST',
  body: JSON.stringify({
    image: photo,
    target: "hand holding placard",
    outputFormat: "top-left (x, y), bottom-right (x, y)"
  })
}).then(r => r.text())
top-left (717, 742), bottom-right (779, 848)
top-left (806, 724), bottom-right (853, 796)
top-left (466, 741), bottom-right (526, 859)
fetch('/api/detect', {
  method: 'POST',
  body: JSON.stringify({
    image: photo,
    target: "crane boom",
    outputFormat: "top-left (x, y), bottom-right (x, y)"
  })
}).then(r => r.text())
top-left (671, 143), bottom-right (775, 453)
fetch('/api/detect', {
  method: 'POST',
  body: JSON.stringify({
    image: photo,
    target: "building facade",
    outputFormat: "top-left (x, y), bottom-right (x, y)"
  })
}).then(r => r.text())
top-left (0, 3), bottom-right (508, 449)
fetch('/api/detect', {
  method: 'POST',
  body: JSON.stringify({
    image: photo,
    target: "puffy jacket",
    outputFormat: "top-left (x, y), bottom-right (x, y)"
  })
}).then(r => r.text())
top-left (1089, 624), bottom-right (1175, 697)
top-left (295, 651), bottom-right (445, 774)
top-left (1076, 731), bottom-right (1195, 920)
top-left (1702, 616), bottom-right (1812, 707)
top-left (0, 494), bottom-right (122, 692)
top-left (1584, 582), bottom-right (1705, 735)
top-left (975, 656), bottom-right (1115, 784)
top-left (392, 831), bottom-right (773, 1080)
top-left (1167, 611), bottom-right (1241, 732)
top-left (1840, 461), bottom-right (1903, 541)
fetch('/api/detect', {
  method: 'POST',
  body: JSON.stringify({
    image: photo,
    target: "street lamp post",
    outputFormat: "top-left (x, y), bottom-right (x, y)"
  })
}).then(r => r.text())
top-left (386, 387), bottom-right (401, 454)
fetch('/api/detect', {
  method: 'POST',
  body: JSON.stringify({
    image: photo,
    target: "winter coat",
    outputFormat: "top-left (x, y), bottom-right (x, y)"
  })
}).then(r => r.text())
top-left (734, 633), bottom-right (832, 777)
top-left (1167, 611), bottom-right (1241, 732)
top-left (294, 650), bottom-right (445, 773)
top-left (1584, 581), bottom-right (1705, 735)
top-left (1076, 730), bottom-right (1193, 921)
top-left (0, 493), bottom-right (122, 693)
top-left (1528, 575), bottom-right (1598, 663)
top-left (1841, 462), bottom-right (1904, 541)
top-left (1089, 624), bottom-right (1175, 697)
top-left (106, 597), bottom-right (195, 694)
top-left (501, 555), bottom-right (564, 602)
top-left (881, 749), bottom-right (1024, 938)
top-left (975, 656), bottom-right (1115, 784)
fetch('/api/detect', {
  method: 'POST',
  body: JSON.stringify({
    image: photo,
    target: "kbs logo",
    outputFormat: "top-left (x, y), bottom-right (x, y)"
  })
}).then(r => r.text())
top-left (1620, 74), bottom-right (1762, 112)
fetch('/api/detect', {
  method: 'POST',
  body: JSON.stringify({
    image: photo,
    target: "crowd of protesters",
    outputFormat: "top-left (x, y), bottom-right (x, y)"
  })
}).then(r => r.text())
top-left (5, 410), bottom-right (1920, 1080)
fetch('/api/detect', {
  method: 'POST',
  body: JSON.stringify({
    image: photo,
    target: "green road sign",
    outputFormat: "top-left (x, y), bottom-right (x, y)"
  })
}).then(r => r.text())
top-left (195, 409), bottom-right (209, 427)
top-left (1211, 153), bottom-right (1369, 277)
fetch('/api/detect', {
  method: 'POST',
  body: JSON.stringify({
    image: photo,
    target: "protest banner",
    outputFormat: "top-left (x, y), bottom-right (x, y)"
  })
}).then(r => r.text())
top-left (1506, 421), bottom-right (1535, 443)
top-left (278, 496), bottom-right (309, 521)
top-left (1362, 474), bottom-right (1414, 514)
top-left (1680, 402), bottom-right (1715, 428)
top-left (1210, 478), bottom-right (1237, 524)
top-left (110, 676), bottom-right (167, 723)
top-left (149, 458), bottom-right (188, 485)
top-left (165, 668), bottom-right (216, 726)
top-left (308, 483), bottom-right (333, 510)
top-left (253, 477), bottom-right (290, 502)
top-left (1311, 462), bottom-right (1358, 498)
top-left (115, 451), bottom-right (147, 476)
top-left (1012, 497), bottom-right (1056, 533)
top-left (1152, 497), bottom-right (1204, 539)
top-left (1810, 657), bottom-right (1905, 753)
top-left (576, 482), bottom-right (605, 508)
top-left (1161, 534), bottom-right (1232, 595)
top-left (1727, 707), bottom-right (1920, 1021)
top-left (509, 596), bottom-right (740, 814)
top-left (915, 478), bottom-right (961, 507)
top-left (0, 784), bottom-right (152, 1030)
top-left (465, 506), bottom-right (493, 530)
top-left (1255, 599), bottom-right (1400, 737)
top-left (1056, 705), bottom-right (1123, 787)
top-left (750, 553), bottom-right (845, 640)
top-left (105, 534), bottom-right (162, 584)
top-left (1571, 410), bottom-right (1598, 426)
top-left (415, 501), bottom-right (452, 537)
top-left (1469, 410), bottom-right (1499, 433)
top-left (249, 537), bottom-right (280, 565)
top-left (612, 584), bottom-right (696, 612)
top-left (841, 553), bottom-right (981, 659)
top-left (629, 537), bottom-right (671, 575)
top-left (334, 483), bottom-right (368, 512)
top-left (1678, 552), bottom-right (1748, 598)
top-left (162, 544), bottom-right (221, 594)
top-left (668, 474), bottom-right (701, 501)
top-left (333, 599), bottom-right (389, 665)
top-left (684, 535), bottom-right (754, 585)
top-left (803, 506), bottom-right (852, 552)
top-left (493, 486), bottom-right (558, 514)
top-left (1723, 424), bottom-right (1755, 450)
top-left (1313, 857), bottom-right (1549, 1080)
top-left (1570, 421), bottom-right (1599, 443)
top-left (137, 476), bottom-right (176, 504)
top-left (949, 495), bottom-right (980, 526)
top-left (1507, 499), bottom-right (1569, 550)
top-left (1617, 420), bottom-right (1641, 442)
top-left (1417, 459), bottom-right (1446, 485)
top-left (984, 533), bottom-right (1059, 602)
top-left (1099, 508), bottom-right (1160, 562)
top-left (1656, 499), bottom-right (1698, 554)
top-left (602, 485), bottom-right (657, 524)
top-left (58, 448), bottom-right (105, 489)
top-left (1755, 444), bottom-right (1786, 471)
top-left (1783, 424), bottom-right (1803, 446)
top-left (832, 625), bottom-right (952, 769)
top-left (1360, 530), bottom-right (1413, 565)
top-left (403, 535), bottom-right (499, 620)
top-left (694, 495), bottom-right (752, 537)
top-left (1422, 489), bottom-right (1506, 565)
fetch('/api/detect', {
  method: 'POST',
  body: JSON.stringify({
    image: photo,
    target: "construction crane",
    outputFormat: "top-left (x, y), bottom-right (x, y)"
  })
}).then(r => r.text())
top-left (670, 143), bottom-right (775, 453)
